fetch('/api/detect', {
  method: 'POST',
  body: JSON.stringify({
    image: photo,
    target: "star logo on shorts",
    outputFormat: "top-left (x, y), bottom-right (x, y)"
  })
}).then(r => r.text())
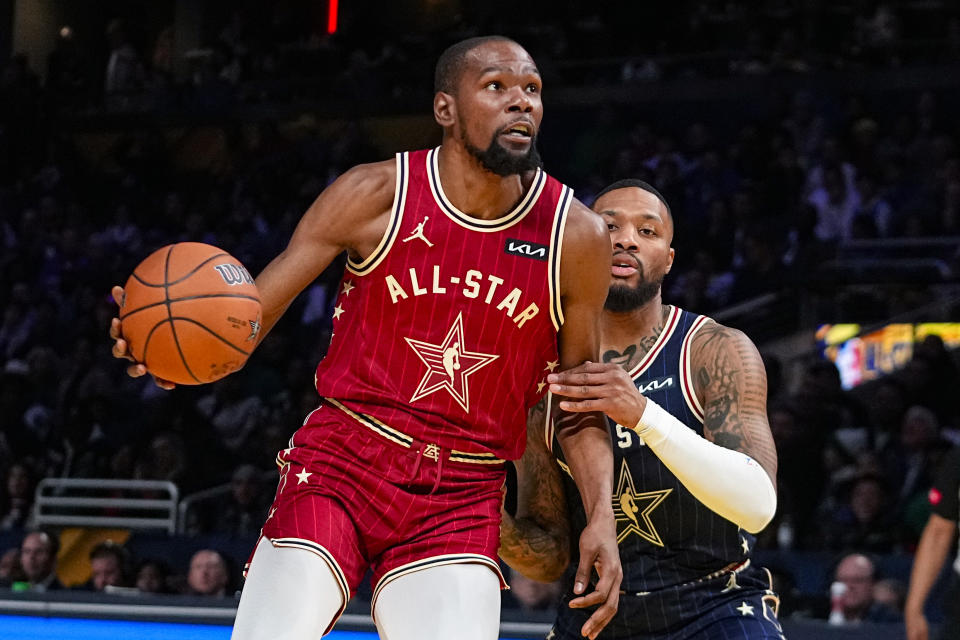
top-left (404, 312), bottom-right (499, 413)
top-left (613, 458), bottom-right (671, 546)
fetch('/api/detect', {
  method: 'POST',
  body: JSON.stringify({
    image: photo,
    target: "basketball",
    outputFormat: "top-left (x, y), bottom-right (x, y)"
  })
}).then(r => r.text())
top-left (118, 242), bottom-right (262, 385)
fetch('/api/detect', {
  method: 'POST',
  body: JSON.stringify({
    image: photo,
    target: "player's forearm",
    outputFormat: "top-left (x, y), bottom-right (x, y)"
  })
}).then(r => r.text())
top-left (906, 514), bottom-right (955, 615)
top-left (499, 510), bottom-right (569, 582)
top-left (633, 399), bottom-right (777, 533)
top-left (555, 412), bottom-right (614, 521)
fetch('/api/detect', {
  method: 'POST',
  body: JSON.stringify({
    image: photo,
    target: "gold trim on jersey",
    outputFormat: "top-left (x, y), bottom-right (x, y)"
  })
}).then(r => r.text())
top-left (628, 305), bottom-right (682, 379)
top-left (370, 553), bottom-right (506, 621)
top-left (426, 147), bottom-right (547, 232)
top-left (323, 397), bottom-right (504, 464)
top-left (547, 186), bottom-right (572, 331)
top-left (680, 315), bottom-right (711, 423)
top-left (346, 152), bottom-right (409, 276)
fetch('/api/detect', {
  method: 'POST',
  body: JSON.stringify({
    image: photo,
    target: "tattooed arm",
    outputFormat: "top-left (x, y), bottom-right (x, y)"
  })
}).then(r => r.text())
top-left (691, 321), bottom-right (777, 486)
top-left (549, 319), bottom-right (778, 533)
top-left (500, 397), bottom-right (570, 582)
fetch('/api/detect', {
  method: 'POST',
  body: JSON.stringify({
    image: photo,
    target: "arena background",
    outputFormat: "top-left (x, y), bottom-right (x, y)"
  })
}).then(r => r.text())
top-left (1, 1), bottom-right (959, 638)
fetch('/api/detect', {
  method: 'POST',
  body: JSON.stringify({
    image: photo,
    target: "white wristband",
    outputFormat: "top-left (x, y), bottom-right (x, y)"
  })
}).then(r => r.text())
top-left (628, 399), bottom-right (777, 534)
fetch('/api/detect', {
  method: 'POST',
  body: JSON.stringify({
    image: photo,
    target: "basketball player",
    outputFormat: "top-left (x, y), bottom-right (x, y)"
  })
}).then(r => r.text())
top-left (110, 37), bottom-right (622, 639)
top-left (500, 180), bottom-right (784, 639)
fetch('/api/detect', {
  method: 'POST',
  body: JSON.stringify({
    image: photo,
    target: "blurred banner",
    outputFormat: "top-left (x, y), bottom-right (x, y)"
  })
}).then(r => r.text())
top-left (818, 322), bottom-right (960, 389)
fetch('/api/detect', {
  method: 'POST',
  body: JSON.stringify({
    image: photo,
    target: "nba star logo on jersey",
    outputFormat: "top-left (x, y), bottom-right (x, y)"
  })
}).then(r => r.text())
top-left (405, 312), bottom-right (499, 412)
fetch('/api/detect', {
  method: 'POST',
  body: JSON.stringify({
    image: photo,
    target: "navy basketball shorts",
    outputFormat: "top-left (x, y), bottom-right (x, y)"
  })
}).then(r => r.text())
top-left (549, 562), bottom-right (785, 640)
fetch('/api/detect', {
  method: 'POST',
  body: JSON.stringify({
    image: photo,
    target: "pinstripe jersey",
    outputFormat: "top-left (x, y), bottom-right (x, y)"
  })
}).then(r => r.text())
top-left (315, 148), bottom-right (571, 461)
top-left (549, 306), bottom-right (755, 593)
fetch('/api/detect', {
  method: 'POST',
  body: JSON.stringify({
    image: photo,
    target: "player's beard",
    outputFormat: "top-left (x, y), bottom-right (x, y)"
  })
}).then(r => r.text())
top-left (463, 129), bottom-right (543, 177)
top-left (605, 276), bottom-right (664, 312)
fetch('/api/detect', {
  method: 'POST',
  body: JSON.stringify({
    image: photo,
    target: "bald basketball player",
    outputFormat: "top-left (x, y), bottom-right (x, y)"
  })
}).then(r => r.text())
top-left (111, 36), bottom-right (621, 640)
top-left (501, 180), bottom-right (783, 639)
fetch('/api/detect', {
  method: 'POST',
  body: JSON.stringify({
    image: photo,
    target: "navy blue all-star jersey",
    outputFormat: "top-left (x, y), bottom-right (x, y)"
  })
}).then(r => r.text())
top-left (548, 305), bottom-right (754, 591)
top-left (546, 306), bottom-right (784, 639)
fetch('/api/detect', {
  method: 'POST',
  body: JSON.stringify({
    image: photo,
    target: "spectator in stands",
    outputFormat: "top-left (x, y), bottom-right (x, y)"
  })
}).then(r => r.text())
top-left (821, 473), bottom-right (898, 552)
top-left (873, 577), bottom-right (906, 616)
top-left (831, 553), bottom-right (902, 624)
top-left (807, 165), bottom-right (862, 243)
top-left (0, 547), bottom-right (24, 587)
top-left (0, 462), bottom-right (35, 530)
top-left (104, 19), bottom-right (144, 110)
top-left (186, 549), bottom-right (230, 597)
top-left (135, 559), bottom-right (171, 594)
top-left (85, 540), bottom-right (130, 591)
top-left (203, 464), bottom-right (269, 536)
top-left (887, 405), bottom-right (947, 489)
top-left (19, 530), bottom-right (62, 591)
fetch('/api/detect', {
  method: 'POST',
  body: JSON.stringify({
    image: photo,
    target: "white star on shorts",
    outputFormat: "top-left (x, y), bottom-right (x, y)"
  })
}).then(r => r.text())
top-left (737, 601), bottom-right (755, 616)
top-left (296, 469), bottom-right (312, 484)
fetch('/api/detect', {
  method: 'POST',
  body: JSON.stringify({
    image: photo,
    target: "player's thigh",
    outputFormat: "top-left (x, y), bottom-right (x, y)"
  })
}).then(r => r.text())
top-left (231, 538), bottom-right (347, 640)
top-left (374, 563), bottom-right (501, 640)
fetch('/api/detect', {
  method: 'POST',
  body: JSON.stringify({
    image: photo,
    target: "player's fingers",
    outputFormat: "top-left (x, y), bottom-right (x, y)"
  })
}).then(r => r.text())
top-left (557, 399), bottom-right (601, 412)
top-left (547, 371), bottom-right (604, 387)
top-left (111, 285), bottom-right (125, 307)
top-left (153, 376), bottom-right (176, 391)
top-left (571, 553), bottom-right (593, 596)
top-left (109, 317), bottom-right (120, 340)
top-left (567, 587), bottom-right (606, 609)
top-left (112, 337), bottom-right (135, 362)
top-left (580, 597), bottom-right (618, 640)
top-left (126, 363), bottom-right (147, 378)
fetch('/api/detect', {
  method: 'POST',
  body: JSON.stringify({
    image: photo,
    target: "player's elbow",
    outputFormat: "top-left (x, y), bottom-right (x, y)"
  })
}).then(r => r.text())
top-left (738, 474), bottom-right (778, 534)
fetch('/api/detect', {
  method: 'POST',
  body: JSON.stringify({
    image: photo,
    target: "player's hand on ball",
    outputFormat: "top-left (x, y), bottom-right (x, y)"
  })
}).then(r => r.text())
top-left (109, 286), bottom-right (176, 390)
top-left (569, 515), bottom-right (622, 639)
top-left (548, 361), bottom-right (646, 429)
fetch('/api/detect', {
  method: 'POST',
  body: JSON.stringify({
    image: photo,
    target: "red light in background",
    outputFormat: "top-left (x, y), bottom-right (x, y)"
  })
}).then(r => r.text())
top-left (327, 0), bottom-right (338, 34)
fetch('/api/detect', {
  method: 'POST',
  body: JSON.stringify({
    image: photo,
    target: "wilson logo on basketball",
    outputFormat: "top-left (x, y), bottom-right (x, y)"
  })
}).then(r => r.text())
top-left (215, 263), bottom-right (255, 286)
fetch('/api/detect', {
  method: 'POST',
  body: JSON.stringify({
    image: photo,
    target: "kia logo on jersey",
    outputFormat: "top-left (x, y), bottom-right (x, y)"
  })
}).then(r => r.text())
top-left (637, 376), bottom-right (675, 394)
top-left (504, 239), bottom-right (548, 261)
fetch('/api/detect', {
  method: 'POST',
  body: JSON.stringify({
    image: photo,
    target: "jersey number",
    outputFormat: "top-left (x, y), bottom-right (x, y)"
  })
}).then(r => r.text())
top-left (615, 424), bottom-right (632, 448)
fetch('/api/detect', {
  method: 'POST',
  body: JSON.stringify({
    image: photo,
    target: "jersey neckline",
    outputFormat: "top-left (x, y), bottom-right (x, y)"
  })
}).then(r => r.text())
top-left (426, 147), bottom-right (546, 232)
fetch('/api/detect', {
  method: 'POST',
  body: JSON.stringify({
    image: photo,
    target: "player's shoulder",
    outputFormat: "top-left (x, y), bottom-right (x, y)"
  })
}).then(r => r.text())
top-left (690, 317), bottom-right (762, 362)
top-left (560, 197), bottom-right (607, 252)
top-left (333, 158), bottom-right (397, 202)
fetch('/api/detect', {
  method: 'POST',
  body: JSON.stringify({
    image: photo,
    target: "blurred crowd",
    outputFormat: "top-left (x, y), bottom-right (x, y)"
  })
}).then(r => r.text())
top-left (0, 0), bottom-right (959, 625)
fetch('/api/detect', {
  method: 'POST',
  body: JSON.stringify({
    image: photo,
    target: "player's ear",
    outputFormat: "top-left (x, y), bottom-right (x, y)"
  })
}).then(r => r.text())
top-left (434, 91), bottom-right (456, 128)
top-left (665, 248), bottom-right (675, 274)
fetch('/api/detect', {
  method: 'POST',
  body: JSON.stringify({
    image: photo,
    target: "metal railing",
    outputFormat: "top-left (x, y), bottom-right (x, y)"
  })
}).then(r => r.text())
top-left (176, 470), bottom-right (275, 535)
top-left (34, 479), bottom-right (179, 534)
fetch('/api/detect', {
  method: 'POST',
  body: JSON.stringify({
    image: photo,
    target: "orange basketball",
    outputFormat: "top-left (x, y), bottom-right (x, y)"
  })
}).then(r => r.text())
top-left (118, 242), bottom-right (262, 385)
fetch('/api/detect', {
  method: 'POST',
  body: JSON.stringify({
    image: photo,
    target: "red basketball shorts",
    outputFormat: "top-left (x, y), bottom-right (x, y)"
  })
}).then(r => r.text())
top-left (250, 400), bottom-right (507, 615)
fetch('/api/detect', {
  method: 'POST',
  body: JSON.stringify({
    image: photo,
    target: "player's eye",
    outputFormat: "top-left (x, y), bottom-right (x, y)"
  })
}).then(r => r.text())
top-left (485, 81), bottom-right (502, 91)
top-left (526, 83), bottom-right (539, 93)
top-left (607, 223), bottom-right (618, 231)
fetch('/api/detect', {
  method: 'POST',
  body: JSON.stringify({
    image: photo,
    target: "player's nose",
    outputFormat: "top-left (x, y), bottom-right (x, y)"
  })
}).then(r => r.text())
top-left (612, 229), bottom-right (639, 251)
top-left (506, 87), bottom-right (533, 113)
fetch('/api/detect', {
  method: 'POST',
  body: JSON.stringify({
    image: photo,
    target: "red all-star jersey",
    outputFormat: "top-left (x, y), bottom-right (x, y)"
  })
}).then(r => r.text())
top-left (313, 148), bottom-right (572, 460)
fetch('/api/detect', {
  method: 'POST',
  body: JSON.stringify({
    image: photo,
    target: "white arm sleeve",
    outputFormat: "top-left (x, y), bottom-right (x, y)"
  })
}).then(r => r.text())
top-left (631, 399), bottom-right (777, 534)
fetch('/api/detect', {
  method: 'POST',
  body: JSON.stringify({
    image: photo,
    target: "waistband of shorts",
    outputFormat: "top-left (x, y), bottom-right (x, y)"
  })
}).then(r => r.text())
top-left (620, 558), bottom-right (751, 597)
top-left (321, 397), bottom-right (505, 465)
